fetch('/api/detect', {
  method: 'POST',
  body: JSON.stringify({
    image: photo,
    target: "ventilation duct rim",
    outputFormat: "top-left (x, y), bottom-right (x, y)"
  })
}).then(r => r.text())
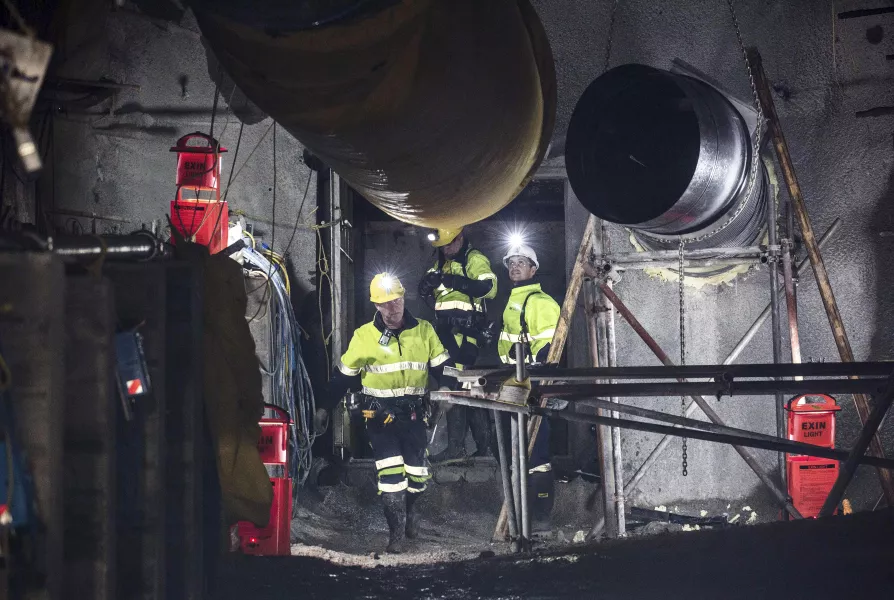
top-left (567, 63), bottom-right (767, 254)
top-left (634, 164), bottom-right (769, 251)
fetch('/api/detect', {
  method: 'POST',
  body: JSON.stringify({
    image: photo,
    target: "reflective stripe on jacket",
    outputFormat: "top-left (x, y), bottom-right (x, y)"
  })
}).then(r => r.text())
top-left (338, 313), bottom-right (448, 397)
top-left (498, 282), bottom-right (560, 364)
top-left (429, 247), bottom-right (497, 314)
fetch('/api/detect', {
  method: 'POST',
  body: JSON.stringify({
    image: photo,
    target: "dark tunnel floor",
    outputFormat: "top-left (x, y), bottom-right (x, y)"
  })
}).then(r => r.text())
top-left (216, 508), bottom-right (894, 600)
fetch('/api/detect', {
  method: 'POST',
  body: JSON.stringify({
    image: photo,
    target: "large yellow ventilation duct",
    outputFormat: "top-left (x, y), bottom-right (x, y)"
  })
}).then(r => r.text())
top-left (193, 0), bottom-right (556, 228)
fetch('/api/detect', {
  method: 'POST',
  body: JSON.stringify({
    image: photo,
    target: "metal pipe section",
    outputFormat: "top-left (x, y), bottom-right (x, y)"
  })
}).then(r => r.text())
top-left (193, 0), bottom-right (556, 228)
top-left (518, 412), bottom-right (530, 542)
top-left (510, 416), bottom-right (522, 542)
top-left (429, 392), bottom-right (524, 413)
top-left (574, 397), bottom-right (797, 447)
top-left (782, 238), bottom-right (803, 368)
top-left (493, 411), bottom-right (518, 541)
top-left (566, 64), bottom-right (768, 251)
top-left (538, 379), bottom-right (884, 398)
top-left (514, 348), bottom-right (530, 545)
top-left (531, 407), bottom-right (894, 471)
top-left (585, 280), bottom-right (618, 538)
top-left (594, 284), bottom-right (619, 538)
top-left (460, 360), bottom-right (891, 382)
top-left (766, 180), bottom-right (787, 493)
top-left (48, 232), bottom-right (169, 261)
top-left (605, 281), bottom-right (626, 536)
top-left (558, 400), bottom-right (880, 466)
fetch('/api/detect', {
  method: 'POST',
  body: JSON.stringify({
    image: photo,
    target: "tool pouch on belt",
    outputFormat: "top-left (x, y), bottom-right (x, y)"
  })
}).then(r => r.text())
top-left (362, 408), bottom-right (398, 426)
top-left (362, 396), bottom-right (424, 426)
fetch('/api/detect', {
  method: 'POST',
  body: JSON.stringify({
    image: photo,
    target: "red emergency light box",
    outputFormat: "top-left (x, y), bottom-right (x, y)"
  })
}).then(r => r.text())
top-left (785, 394), bottom-right (841, 518)
top-left (170, 132), bottom-right (226, 190)
top-left (237, 477), bottom-right (292, 556)
top-left (787, 394), bottom-right (840, 450)
top-left (169, 199), bottom-right (228, 254)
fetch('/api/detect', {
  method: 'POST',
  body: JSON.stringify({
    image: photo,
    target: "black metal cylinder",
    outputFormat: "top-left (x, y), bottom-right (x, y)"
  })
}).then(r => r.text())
top-left (566, 64), bottom-right (767, 251)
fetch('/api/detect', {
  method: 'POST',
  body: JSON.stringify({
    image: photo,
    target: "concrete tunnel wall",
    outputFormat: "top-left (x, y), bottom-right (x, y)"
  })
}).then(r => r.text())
top-left (37, 4), bottom-right (318, 304)
top-left (32, 0), bottom-right (894, 516)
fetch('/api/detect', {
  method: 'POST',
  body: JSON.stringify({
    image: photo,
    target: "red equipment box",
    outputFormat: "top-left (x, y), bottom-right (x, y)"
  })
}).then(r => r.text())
top-left (237, 476), bottom-right (293, 556)
top-left (258, 405), bottom-right (290, 465)
top-left (785, 394), bottom-right (841, 518)
top-left (236, 404), bottom-right (293, 556)
top-left (169, 199), bottom-right (228, 253)
top-left (787, 456), bottom-right (839, 517)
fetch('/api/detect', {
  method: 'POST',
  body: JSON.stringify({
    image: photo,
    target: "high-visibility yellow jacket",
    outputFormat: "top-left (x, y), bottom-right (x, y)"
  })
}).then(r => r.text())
top-left (499, 282), bottom-right (560, 364)
top-left (337, 312), bottom-right (450, 398)
top-left (428, 246), bottom-right (497, 314)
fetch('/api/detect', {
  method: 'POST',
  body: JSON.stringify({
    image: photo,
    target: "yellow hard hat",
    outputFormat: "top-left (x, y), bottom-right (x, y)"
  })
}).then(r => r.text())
top-left (428, 227), bottom-right (463, 248)
top-left (369, 272), bottom-right (405, 304)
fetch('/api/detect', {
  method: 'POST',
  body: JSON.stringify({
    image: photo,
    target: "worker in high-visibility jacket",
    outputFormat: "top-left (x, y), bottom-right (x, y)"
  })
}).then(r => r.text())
top-left (418, 227), bottom-right (497, 463)
top-left (498, 243), bottom-right (559, 530)
top-left (330, 273), bottom-right (455, 553)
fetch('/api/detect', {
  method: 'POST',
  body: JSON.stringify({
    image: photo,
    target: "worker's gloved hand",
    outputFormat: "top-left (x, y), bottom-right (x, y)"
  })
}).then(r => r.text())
top-left (441, 273), bottom-right (473, 293)
top-left (418, 272), bottom-right (441, 298)
top-left (440, 273), bottom-right (457, 289)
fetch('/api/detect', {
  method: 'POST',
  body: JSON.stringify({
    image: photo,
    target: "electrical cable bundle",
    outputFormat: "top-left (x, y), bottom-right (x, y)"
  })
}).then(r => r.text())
top-left (242, 243), bottom-right (317, 486)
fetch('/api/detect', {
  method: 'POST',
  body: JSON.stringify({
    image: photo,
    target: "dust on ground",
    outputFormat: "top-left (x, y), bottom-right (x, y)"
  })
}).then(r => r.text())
top-left (289, 470), bottom-right (598, 568)
top-left (288, 461), bottom-right (776, 568)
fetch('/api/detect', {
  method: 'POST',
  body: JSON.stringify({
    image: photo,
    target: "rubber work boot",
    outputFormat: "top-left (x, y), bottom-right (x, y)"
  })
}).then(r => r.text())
top-left (405, 492), bottom-right (421, 539)
top-left (382, 491), bottom-right (407, 554)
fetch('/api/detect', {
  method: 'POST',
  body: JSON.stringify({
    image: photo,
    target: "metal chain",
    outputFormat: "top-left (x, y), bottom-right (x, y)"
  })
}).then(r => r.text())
top-left (678, 240), bottom-right (688, 476)
top-left (648, 0), bottom-right (764, 246)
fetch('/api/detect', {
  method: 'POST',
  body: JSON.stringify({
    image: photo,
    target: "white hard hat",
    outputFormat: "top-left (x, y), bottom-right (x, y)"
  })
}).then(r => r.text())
top-left (503, 244), bottom-right (539, 269)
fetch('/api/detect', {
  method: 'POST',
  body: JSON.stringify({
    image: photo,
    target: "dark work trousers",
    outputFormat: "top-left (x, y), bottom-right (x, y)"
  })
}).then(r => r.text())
top-left (366, 409), bottom-right (431, 494)
top-left (444, 403), bottom-right (492, 456)
top-left (494, 412), bottom-right (554, 521)
top-left (435, 321), bottom-right (490, 456)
